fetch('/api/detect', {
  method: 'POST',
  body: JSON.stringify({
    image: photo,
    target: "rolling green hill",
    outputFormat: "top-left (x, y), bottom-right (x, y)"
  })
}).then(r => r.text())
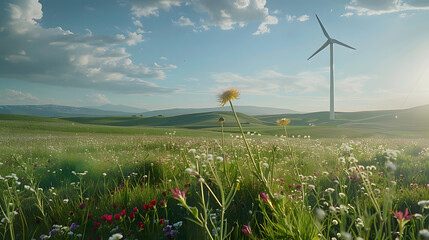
top-left (2, 104), bottom-right (428, 138)
top-left (62, 111), bottom-right (270, 129)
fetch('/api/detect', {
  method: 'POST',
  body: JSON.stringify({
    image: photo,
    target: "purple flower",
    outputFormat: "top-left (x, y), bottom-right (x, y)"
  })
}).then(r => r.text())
top-left (70, 222), bottom-right (79, 231)
top-left (49, 228), bottom-right (59, 236)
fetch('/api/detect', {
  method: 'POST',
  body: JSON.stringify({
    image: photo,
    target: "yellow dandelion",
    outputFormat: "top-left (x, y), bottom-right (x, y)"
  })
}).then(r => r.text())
top-left (218, 117), bottom-right (225, 123)
top-left (276, 118), bottom-right (291, 126)
top-left (218, 89), bottom-right (240, 107)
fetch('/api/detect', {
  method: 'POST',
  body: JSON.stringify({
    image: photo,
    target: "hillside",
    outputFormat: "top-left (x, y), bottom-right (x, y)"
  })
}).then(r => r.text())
top-left (62, 111), bottom-right (269, 129)
top-left (141, 106), bottom-right (299, 117)
top-left (0, 104), bottom-right (134, 117)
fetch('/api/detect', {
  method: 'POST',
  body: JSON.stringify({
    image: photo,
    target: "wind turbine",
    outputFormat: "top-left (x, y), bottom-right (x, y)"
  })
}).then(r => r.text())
top-left (308, 14), bottom-right (355, 120)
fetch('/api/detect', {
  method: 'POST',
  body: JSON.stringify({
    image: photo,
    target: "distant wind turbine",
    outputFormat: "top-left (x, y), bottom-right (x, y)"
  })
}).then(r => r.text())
top-left (308, 14), bottom-right (355, 120)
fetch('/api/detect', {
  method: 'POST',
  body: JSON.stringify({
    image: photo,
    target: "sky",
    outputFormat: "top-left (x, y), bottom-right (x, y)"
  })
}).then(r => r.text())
top-left (1, 0), bottom-right (429, 112)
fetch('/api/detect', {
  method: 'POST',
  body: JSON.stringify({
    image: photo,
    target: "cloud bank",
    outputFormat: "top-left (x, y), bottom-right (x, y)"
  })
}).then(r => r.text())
top-left (0, 0), bottom-right (177, 94)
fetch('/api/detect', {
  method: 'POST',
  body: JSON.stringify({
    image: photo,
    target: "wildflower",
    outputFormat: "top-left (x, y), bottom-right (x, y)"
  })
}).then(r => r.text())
top-left (69, 222), bottom-right (79, 231)
top-left (63, 199), bottom-right (69, 203)
top-left (133, 207), bottom-right (138, 212)
top-left (49, 228), bottom-right (59, 236)
top-left (114, 214), bottom-right (121, 220)
top-left (171, 188), bottom-right (187, 201)
top-left (139, 222), bottom-right (144, 229)
top-left (78, 203), bottom-right (85, 209)
top-left (332, 219), bottom-right (339, 225)
top-left (120, 209), bottom-right (126, 217)
top-left (130, 212), bottom-right (135, 221)
top-left (276, 118), bottom-right (291, 126)
top-left (218, 89), bottom-right (240, 106)
top-left (418, 200), bottom-right (429, 209)
top-left (108, 233), bottom-right (123, 240)
top-left (339, 193), bottom-right (346, 198)
top-left (151, 199), bottom-right (157, 205)
top-left (391, 208), bottom-right (413, 236)
top-left (113, 203), bottom-right (117, 208)
top-left (241, 225), bottom-right (252, 237)
top-left (218, 117), bottom-right (225, 123)
top-left (94, 222), bottom-right (101, 227)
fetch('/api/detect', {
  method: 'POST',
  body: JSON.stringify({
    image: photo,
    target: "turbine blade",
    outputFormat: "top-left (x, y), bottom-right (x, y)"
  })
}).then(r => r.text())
top-left (307, 40), bottom-right (330, 60)
top-left (332, 39), bottom-right (356, 50)
top-left (316, 14), bottom-right (330, 39)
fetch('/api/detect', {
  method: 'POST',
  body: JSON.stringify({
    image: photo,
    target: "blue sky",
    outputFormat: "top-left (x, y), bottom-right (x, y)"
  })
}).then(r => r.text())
top-left (1, 0), bottom-right (429, 112)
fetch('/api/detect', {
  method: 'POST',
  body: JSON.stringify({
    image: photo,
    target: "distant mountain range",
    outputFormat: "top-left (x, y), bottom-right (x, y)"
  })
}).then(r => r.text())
top-left (0, 105), bottom-right (132, 117)
top-left (141, 106), bottom-right (299, 117)
top-left (85, 104), bottom-right (148, 113)
top-left (0, 104), bottom-right (299, 117)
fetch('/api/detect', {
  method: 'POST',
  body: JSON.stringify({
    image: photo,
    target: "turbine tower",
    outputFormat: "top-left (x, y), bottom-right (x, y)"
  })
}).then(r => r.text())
top-left (308, 15), bottom-right (355, 120)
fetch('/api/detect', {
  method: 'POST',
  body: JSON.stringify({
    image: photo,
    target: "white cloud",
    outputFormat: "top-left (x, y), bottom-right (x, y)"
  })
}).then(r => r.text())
top-left (133, 19), bottom-right (143, 27)
top-left (127, 0), bottom-right (184, 17)
top-left (126, 0), bottom-right (277, 34)
top-left (337, 75), bottom-right (374, 95)
top-left (173, 16), bottom-right (195, 26)
top-left (0, 89), bottom-right (39, 104)
top-left (153, 62), bottom-right (178, 69)
top-left (253, 15), bottom-right (278, 35)
top-left (346, 0), bottom-right (429, 16)
top-left (212, 69), bottom-right (330, 96)
top-left (159, 56), bottom-right (168, 60)
top-left (85, 93), bottom-right (111, 104)
top-left (0, 0), bottom-right (176, 94)
top-left (297, 14), bottom-right (310, 22)
top-left (340, 12), bottom-right (354, 17)
top-left (286, 14), bottom-right (296, 21)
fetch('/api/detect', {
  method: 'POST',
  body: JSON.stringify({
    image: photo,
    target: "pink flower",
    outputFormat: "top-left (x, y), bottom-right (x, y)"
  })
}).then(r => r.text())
top-left (114, 214), bottom-right (121, 220)
top-left (130, 212), bottom-right (135, 221)
top-left (120, 209), bottom-right (126, 217)
top-left (260, 192), bottom-right (270, 204)
top-left (171, 188), bottom-right (187, 200)
top-left (133, 207), bottom-right (138, 212)
top-left (392, 208), bottom-right (413, 220)
top-left (242, 225), bottom-right (252, 237)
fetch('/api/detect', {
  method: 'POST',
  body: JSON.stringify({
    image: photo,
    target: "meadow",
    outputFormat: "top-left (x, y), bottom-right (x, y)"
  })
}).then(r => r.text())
top-left (1, 94), bottom-right (429, 240)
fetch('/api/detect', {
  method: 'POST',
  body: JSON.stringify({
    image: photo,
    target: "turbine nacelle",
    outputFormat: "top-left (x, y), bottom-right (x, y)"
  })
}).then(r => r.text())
top-left (307, 15), bottom-right (355, 60)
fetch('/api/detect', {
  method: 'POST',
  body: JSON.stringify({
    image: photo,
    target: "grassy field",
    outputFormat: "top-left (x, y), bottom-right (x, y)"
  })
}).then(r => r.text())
top-left (1, 112), bottom-right (429, 240)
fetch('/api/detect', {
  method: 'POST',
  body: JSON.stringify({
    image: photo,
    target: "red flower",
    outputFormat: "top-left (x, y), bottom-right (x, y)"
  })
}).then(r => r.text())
top-left (133, 207), bottom-right (138, 212)
top-left (143, 204), bottom-right (149, 211)
top-left (78, 202), bottom-right (85, 209)
top-left (94, 222), bottom-right (101, 227)
top-left (160, 200), bottom-right (166, 206)
top-left (114, 214), bottom-right (121, 220)
top-left (121, 209), bottom-right (126, 217)
top-left (69, 211), bottom-right (74, 215)
top-left (149, 204), bottom-right (154, 210)
top-left (130, 212), bottom-right (135, 221)
top-left (121, 205), bottom-right (126, 209)
top-left (139, 222), bottom-right (143, 229)
top-left (92, 227), bottom-right (98, 232)
top-left (162, 191), bottom-right (166, 197)
top-left (159, 219), bottom-right (164, 224)
top-left (113, 203), bottom-right (117, 208)
top-left (88, 214), bottom-right (93, 219)
top-left (151, 199), bottom-right (157, 205)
